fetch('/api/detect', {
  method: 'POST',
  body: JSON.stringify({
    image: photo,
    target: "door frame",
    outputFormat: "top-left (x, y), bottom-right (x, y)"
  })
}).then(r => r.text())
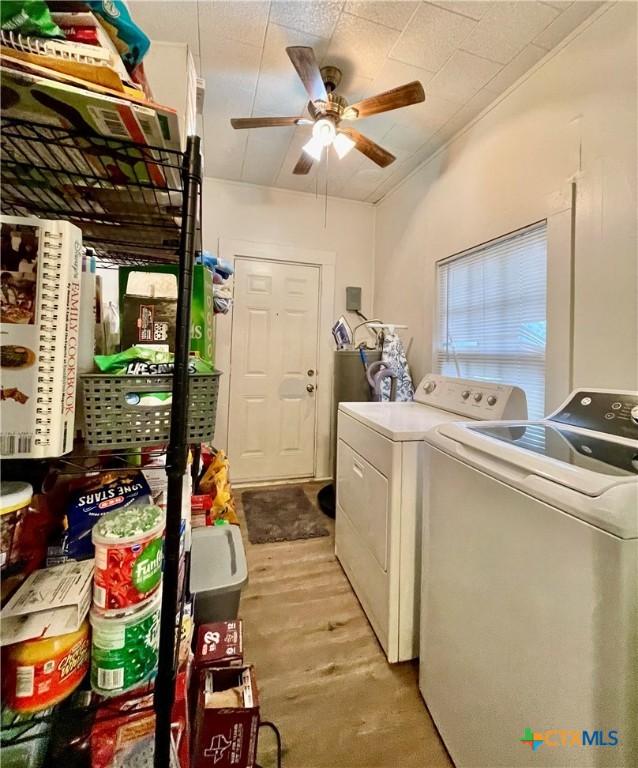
top-left (217, 238), bottom-right (336, 480)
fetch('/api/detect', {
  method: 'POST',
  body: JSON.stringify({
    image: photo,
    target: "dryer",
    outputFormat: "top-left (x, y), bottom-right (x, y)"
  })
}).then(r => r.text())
top-left (335, 374), bottom-right (526, 662)
top-left (420, 388), bottom-right (638, 767)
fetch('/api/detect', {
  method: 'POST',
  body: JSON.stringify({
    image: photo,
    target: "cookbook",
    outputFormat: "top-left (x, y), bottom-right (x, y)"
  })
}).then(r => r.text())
top-left (1, 215), bottom-right (83, 458)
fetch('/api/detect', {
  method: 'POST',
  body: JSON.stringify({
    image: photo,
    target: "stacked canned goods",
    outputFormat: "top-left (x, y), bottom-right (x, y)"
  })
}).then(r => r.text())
top-left (89, 504), bottom-right (165, 697)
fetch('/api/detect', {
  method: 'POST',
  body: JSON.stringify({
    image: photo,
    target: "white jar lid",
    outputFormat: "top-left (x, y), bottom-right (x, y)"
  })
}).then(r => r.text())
top-left (0, 481), bottom-right (33, 516)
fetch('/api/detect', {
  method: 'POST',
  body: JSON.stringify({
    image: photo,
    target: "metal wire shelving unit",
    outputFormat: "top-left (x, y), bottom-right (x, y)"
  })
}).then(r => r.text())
top-left (0, 115), bottom-right (203, 768)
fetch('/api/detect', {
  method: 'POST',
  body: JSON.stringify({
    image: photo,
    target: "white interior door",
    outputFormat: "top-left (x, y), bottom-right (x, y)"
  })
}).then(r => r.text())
top-left (228, 257), bottom-right (320, 482)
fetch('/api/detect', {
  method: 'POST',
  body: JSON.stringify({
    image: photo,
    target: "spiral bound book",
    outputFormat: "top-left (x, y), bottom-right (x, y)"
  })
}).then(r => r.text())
top-left (1, 214), bottom-right (83, 458)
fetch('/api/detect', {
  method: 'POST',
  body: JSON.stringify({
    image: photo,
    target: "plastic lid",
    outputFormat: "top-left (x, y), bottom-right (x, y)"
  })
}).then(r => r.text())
top-left (190, 525), bottom-right (248, 595)
top-left (0, 481), bottom-right (33, 516)
top-left (90, 588), bottom-right (162, 628)
top-left (92, 504), bottom-right (165, 546)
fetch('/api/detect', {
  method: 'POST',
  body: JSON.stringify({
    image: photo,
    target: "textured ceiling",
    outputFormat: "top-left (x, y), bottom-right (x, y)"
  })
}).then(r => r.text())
top-left (130, 1), bottom-right (602, 202)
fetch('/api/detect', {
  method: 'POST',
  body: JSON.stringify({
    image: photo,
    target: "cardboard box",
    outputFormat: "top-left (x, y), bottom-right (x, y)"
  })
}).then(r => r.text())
top-left (121, 295), bottom-right (176, 348)
top-left (192, 665), bottom-right (259, 768)
top-left (191, 621), bottom-right (244, 724)
top-left (119, 265), bottom-right (216, 365)
top-left (194, 621), bottom-right (243, 670)
top-left (191, 494), bottom-right (213, 528)
top-left (0, 560), bottom-right (93, 645)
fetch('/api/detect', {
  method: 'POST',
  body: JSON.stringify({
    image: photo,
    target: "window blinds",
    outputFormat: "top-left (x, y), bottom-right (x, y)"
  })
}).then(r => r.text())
top-left (435, 222), bottom-right (548, 419)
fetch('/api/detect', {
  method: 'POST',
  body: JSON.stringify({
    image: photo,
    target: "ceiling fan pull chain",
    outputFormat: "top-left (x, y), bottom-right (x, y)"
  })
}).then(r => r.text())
top-left (324, 148), bottom-right (329, 229)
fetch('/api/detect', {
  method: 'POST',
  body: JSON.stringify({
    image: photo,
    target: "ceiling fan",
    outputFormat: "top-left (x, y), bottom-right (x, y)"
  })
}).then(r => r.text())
top-left (230, 46), bottom-right (425, 175)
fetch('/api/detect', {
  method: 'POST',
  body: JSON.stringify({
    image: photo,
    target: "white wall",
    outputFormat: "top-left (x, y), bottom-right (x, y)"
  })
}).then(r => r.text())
top-left (374, 2), bottom-right (638, 409)
top-left (202, 178), bottom-right (376, 476)
top-left (202, 178), bottom-right (376, 321)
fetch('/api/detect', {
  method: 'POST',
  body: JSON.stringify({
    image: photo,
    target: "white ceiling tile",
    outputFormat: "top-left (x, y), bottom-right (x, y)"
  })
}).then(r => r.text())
top-left (136, 0), bottom-right (609, 201)
top-left (367, 58), bottom-right (436, 99)
top-left (242, 126), bottom-right (295, 185)
top-left (482, 43), bottom-right (547, 94)
top-left (197, 0), bottom-right (270, 48)
top-left (200, 37), bottom-right (262, 108)
top-left (270, 1), bottom-right (343, 38)
top-left (260, 23), bottom-right (330, 80)
top-left (326, 12), bottom-right (402, 79)
top-left (346, 111), bottom-right (396, 142)
top-left (395, 92), bottom-right (460, 133)
top-left (343, 1), bottom-right (418, 31)
top-left (366, 164), bottom-right (407, 201)
top-left (429, 2), bottom-right (494, 21)
top-left (203, 116), bottom-right (247, 180)
top-left (382, 121), bottom-right (429, 154)
top-left (427, 49), bottom-right (502, 103)
top-left (461, 1), bottom-right (560, 65)
top-left (430, 86), bottom-right (497, 141)
top-left (252, 74), bottom-right (308, 116)
top-left (326, 147), bottom-right (367, 183)
top-left (128, 1), bottom-right (200, 50)
top-left (343, 75), bottom-right (374, 104)
top-left (390, 2), bottom-right (477, 71)
top-left (533, 1), bottom-right (602, 50)
top-left (340, 163), bottom-right (386, 193)
top-left (338, 184), bottom-right (379, 200)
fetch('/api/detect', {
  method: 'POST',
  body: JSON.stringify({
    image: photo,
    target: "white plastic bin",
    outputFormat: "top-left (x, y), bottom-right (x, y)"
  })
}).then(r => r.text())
top-left (190, 525), bottom-right (248, 624)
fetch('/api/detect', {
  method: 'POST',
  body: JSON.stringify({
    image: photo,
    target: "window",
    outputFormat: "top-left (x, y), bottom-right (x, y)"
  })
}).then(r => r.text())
top-left (435, 223), bottom-right (547, 419)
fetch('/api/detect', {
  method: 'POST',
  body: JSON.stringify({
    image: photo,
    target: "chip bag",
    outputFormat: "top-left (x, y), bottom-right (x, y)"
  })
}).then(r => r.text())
top-left (1, 1), bottom-right (63, 37)
top-left (86, 0), bottom-right (150, 71)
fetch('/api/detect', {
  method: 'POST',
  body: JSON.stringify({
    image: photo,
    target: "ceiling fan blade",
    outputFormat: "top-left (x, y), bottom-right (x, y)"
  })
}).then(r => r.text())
top-left (286, 46), bottom-right (328, 103)
top-left (308, 100), bottom-right (321, 119)
top-left (347, 81), bottom-right (425, 119)
top-left (340, 128), bottom-right (396, 168)
top-left (230, 116), bottom-right (309, 129)
top-left (293, 153), bottom-right (314, 175)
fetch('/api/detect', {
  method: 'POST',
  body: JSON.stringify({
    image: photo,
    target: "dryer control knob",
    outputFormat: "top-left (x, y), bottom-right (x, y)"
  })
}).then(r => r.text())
top-left (631, 405), bottom-right (638, 425)
top-left (487, 395), bottom-right (497, 406)
top-left (423, 381), bottom-right (437, 394)
top-left (461, 390), bottom-right (471, 400)
top-left (473, 392), bottom-right (483, 402)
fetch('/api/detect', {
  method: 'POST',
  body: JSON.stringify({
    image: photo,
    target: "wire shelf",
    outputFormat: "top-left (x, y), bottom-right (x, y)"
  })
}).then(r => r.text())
top-left (0, 117), bottom-right (185, 263)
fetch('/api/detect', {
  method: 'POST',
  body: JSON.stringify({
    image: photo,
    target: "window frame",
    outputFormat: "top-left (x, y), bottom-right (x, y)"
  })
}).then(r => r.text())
top-left (433, 220), bottom-right (549, 419)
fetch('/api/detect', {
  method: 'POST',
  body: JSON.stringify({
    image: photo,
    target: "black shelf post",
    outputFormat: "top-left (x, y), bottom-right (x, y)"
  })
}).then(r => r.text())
top-left (154, 134), bottom-right (202, 768)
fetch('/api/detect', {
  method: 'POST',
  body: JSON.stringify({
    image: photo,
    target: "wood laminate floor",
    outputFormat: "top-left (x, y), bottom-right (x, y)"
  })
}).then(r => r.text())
top-left (235, 482), bottom-right (453, 768)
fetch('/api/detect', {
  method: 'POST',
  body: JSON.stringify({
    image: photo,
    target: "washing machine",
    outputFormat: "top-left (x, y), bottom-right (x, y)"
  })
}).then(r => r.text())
top-left (335, 373), bottom-right (527, 662)
top-left (420, 388), bottom-right (638, 767)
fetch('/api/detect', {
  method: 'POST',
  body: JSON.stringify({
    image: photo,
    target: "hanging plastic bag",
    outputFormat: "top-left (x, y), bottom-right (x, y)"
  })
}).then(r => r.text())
top-left (86, 1), bottom-right (150, 71)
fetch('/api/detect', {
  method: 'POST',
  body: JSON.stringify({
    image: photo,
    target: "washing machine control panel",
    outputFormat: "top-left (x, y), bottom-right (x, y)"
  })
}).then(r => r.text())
top-left (550, 390), bottom-right (638, 440)
top-left (414, 374), bottom-right (528, 420)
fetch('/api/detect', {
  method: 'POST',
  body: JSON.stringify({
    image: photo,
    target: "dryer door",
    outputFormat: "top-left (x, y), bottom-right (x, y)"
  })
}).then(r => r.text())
top-left (337, 439), bottom-right (389, 571)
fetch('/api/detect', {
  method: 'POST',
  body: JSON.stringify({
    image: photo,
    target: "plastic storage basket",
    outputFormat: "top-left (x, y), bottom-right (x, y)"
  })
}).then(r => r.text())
top-left (80, 372), bottom-right (221, 450)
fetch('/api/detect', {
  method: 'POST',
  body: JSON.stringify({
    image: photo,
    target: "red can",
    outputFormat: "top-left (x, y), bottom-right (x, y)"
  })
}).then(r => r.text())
top-left (3, 621), bottom-right (90, 712)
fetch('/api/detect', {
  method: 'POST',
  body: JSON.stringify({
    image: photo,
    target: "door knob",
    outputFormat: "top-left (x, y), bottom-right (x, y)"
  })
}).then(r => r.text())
top-left (307, 369), bottom-right (315, 377)
top-left (306, 384), bottom-right (315, 393)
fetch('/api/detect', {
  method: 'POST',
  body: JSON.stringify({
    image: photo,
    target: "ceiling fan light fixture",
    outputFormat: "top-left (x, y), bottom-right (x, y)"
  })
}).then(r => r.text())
top-left (312, 117), bottom-right (336, 146)
top-left (333, 132), bottom-right (356, 159)
top-left (303, 135), bottom-right (324, 161)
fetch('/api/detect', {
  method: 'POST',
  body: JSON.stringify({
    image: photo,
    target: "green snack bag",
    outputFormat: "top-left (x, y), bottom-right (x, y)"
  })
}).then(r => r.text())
top-left (94, 345), bottom-right (214, 376)
top-left (1, 1), bottom-right (63, 37)
top-left (94, 345), bottom-right (172, 375)
top-left (118, 266), bottom-right (216, 367)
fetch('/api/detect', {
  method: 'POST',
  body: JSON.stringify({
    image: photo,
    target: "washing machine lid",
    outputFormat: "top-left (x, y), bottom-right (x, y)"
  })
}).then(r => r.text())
top-left (338, 401), bottom-right (464, 441)
top-left (428, 421), bottom-right (638, 539)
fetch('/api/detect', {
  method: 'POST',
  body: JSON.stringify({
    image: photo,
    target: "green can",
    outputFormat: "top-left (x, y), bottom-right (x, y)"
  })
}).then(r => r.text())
top-left (89, 591), bottom-right (161, 697)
